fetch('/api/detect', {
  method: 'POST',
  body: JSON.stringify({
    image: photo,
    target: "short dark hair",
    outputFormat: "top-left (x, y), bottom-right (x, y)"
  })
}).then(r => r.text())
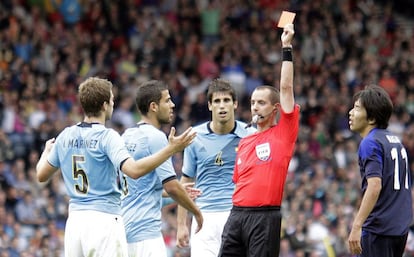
top-left (207, 78), bottom-right (237, 103)
top-left (136, 80), bottom-right (168, 115)
top-left (353, 84), bottom-right (393, 129)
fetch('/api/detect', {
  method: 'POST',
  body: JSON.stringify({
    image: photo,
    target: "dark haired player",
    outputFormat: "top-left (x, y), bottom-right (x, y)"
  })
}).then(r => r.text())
top-left (348, 84), bottom-right (413, 257)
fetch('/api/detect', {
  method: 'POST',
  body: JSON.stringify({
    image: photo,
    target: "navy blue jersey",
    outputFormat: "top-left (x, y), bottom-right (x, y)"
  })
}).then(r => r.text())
top-left (359, 128), bottom-right (413, 235)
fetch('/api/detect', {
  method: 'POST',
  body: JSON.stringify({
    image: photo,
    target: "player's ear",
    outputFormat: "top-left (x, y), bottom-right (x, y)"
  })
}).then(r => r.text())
top-left (368, 118), bottom-right (376, 125)
top-left (207, 101), bottom-right (212, 111)
top-left (150, 101), bottom-right (158, 112)
top-left (102, 101), bottom-right (108, 111)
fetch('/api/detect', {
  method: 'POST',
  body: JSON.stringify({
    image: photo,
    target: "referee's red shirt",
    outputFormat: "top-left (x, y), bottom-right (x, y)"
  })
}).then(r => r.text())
top-left (232, 105), bottom-right (300, 207)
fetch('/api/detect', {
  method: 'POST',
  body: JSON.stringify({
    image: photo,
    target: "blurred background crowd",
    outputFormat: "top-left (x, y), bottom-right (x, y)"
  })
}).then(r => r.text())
top-left (1, 0), bottom-right (414, 256)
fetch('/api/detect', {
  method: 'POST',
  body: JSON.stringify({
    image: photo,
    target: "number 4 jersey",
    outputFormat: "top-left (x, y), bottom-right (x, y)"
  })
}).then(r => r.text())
top-left (358, 128), bottom-right (413, 235)
top-left (47, 122), bottom-right (131, 215)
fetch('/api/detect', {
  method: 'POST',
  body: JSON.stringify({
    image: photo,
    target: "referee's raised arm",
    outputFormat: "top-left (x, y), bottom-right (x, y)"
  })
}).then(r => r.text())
top-left (279, 23), bottom-right (295, 114)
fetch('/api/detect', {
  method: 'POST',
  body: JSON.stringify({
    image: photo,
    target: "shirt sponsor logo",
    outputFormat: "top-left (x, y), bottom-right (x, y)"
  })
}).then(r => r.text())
top-left (256, 142), bottom-right (270, 161)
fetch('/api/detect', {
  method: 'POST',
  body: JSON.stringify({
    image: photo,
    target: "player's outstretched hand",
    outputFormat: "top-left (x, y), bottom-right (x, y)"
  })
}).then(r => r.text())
top-left (183, 182), bottom-right (202, 200)
top-left (168, 127), bottom-right (197, 153)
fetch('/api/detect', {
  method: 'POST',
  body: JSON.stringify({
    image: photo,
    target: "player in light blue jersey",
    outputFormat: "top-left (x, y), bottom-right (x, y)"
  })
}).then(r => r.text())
top-left (36, 77), bottom-right (196, 257)
top-left (121, 80), bottom-right (203, 257)
top-left (176, 79), bottom-right (256, 257)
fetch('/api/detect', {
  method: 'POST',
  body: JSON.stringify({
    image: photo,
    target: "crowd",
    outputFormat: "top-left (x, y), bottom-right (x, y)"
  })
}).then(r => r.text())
top-left (1, 0), bottom-right (414, 256)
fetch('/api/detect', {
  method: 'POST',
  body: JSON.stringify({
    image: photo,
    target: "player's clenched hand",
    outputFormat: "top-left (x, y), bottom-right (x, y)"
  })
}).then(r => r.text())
top-left (168, 127), bottom-right (197, 153)
top-left (176, 225), bottom-right (190, 248)
top-left (43, 138), bottom-right (56, 153)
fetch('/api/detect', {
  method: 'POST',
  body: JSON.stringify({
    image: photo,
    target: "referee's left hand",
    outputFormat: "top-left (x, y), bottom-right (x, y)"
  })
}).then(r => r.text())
top-left (281, 23), bottom-right (294, 47)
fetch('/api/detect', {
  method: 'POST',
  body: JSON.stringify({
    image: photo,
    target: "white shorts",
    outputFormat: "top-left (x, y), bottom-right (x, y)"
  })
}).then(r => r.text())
top-left (127, 236), bottom-right (167, 257)
top-left (64, 210), bottom-right (128, 257)
top-left (191, 211), bottom-right (230, 257)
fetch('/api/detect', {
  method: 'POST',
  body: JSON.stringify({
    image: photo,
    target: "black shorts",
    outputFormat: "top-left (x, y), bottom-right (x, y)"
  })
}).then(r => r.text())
top-left (218, 206), bottom-right (282, 257)
top-left (361, 230), bottom-right (408, 257)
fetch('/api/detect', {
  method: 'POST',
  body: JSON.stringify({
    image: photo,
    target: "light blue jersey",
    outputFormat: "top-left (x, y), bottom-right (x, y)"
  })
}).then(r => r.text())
top-left (121, 123), bottom-right (176, 243)
top-left (182, 121), bottom-right (255, 212)
top-left (47, 122), bottom-right (131, 215)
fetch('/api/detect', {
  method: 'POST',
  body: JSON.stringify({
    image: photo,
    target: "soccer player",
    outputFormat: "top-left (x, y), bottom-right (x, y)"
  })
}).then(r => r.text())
top-left (121, 80), bottom-right (203, 257)
top-left (36, 77), bottom-right (196, 257)
top-left (218, 23), bottom-right (300, 257)
top-left (348, 84), bottom-right (413, 257)
top-left (176, 78), bottom-right (256, 257)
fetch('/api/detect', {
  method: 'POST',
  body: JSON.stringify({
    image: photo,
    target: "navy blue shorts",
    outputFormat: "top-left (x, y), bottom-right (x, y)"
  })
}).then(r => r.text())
top-left (218, 206), bottom-right (281, 257)
top-left (361, 230), bottom-right (408, 257)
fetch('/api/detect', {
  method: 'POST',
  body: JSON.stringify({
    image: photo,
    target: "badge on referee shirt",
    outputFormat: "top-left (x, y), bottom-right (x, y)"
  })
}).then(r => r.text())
top-left (256, 142), bottom-right (270, 161)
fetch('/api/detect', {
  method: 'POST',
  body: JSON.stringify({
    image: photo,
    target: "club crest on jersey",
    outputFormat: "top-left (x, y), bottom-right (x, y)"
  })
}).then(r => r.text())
top-left (256, 142), bottom-right (270, 161)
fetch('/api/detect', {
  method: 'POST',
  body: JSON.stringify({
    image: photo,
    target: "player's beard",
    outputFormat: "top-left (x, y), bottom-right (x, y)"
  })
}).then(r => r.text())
top-left (158, 114), bottom-right (172, 125)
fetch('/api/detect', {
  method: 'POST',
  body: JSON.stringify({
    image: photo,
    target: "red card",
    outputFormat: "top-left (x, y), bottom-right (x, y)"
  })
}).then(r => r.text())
top-left (277, 11), bottom-right (296, 28)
